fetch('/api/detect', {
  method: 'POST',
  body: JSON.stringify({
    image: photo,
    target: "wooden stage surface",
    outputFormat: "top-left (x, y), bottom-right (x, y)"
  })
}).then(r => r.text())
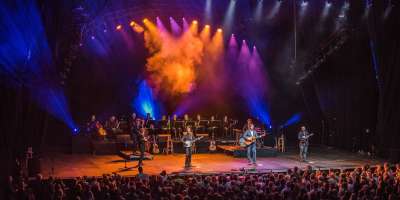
top-left (41, 147), bottom-right (383, 178)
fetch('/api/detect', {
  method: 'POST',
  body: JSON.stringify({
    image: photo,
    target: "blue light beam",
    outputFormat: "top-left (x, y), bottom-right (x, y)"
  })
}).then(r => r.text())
top-left (132, 80), bottom-right (161, 119)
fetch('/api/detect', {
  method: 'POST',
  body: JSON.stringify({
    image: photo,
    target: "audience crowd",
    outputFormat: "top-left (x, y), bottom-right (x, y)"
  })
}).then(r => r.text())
top-left (5, 163), bottom-right (400, 200)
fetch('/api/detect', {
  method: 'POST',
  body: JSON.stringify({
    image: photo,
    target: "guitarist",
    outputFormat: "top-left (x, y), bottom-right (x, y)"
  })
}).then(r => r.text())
top-left (243, 123), bottom-right (260, 165)
top-left (136, 127), bottom-right (147, 167)
top-left (298, 126), bottom-right (312, 162)
top-left (181, 126), bottom-right (195, 168)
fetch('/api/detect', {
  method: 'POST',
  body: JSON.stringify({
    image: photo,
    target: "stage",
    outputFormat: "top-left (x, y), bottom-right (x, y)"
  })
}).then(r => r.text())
top-left (41, 146), bottom-right (383, 178)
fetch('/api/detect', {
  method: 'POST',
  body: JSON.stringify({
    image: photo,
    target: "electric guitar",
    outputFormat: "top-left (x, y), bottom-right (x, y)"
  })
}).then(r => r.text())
top-left (239, 132), bottom-right (266, 147)
top-left (183, 136), bottom-right (204, 148)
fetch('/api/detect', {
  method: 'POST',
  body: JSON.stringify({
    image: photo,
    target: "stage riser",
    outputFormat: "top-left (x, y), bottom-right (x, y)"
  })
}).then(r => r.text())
top-left (72, 137), bottom-right (225, 155)
top-left (161, 141), bottom-right (218, 154)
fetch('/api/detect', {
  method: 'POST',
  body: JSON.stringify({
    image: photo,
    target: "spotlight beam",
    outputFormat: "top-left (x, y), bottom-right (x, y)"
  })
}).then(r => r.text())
top-left (223, 0), bottom-right (236, 36)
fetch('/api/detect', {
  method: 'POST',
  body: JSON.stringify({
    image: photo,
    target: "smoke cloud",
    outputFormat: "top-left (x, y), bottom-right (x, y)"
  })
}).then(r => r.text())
top-left (144, 20), bottom-right (205, 95)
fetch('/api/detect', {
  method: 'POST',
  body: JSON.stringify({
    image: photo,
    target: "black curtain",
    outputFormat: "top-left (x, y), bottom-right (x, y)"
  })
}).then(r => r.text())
top-left (307, 32), bottom-right (379, 151)
top-left (0, 80), bottom-right (48, 187)
top-left (374, 2), bottom-right (400, 160)
top-left (302, 1), bottom-right (400, 158)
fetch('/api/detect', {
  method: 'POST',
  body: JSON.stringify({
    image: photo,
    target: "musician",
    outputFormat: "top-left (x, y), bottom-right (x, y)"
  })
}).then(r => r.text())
top-left (86, 115), bottom-right (98, 135)
top-left (222, 115), bottom-right (230, 137)
top-left (95, 121), bottom-right (107, 140)
top-left (136, 127), bottom-right (148, 167)
top-left (130, 119), bottom-right (141, 147)
top-left (194, 114), bottom-right (202, 133)
top-left (194, 114), bottom-right (201, 124)
top-left (243, 123), bottom-right (258, 165)
top-left (147, 123), bottom-right (157, 137)
top-left (172, 114), bottom-right (181, 139)
top-left (130, 113), bottom-right (137, 128)
top-left (208, 115), bottom-right (220, 138)
top-left (181, 126), bottom-right (195, 168)
top-left (242, 118), bottom-right (253, 132)
top-left (144, 113), bottom-right (152, 128)
top-left (298, 126), bottom-right (310, 162)
top-left (131, 112), bottom-right (137, 121)
top-left (105, 116), bottom-right (121, 137)
top-left (183, 114), bottom-right (190, 128)
top-left (184, 114), bottom-right (189, 121)
top-left (160, 115), bottom-right (169, 132)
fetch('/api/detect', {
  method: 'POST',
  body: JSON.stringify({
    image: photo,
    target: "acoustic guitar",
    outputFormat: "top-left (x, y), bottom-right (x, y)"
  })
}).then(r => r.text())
top-left (96, 122), bottom-right (107, 137)
top-left (209, 140), bottom-right (217, 151)
top-left (239, 132), bottom-right (266, 147)
top-left (152, 136), bottom-right (160, 154)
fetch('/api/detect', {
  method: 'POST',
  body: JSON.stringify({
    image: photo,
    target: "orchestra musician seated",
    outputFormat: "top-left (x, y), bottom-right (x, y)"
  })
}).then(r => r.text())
top-left (105, 116), bottom-right (122, 138)
top-left (86, 115), bottom-right (98, 135)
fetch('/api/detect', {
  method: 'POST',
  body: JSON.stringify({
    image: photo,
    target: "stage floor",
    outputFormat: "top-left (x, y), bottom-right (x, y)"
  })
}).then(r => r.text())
top-left (41, 147), bottom-right (383, 178)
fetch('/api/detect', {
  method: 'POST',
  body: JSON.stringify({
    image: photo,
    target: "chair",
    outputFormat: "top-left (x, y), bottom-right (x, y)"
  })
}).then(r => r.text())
top-left (276, 134), bottom-right (285, 152)
top-left (159, 134), bottom-right (173, 154)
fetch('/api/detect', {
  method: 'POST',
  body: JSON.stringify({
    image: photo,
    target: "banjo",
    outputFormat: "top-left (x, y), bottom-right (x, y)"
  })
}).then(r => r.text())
top-left (183, 136), bottom-right (204, 148)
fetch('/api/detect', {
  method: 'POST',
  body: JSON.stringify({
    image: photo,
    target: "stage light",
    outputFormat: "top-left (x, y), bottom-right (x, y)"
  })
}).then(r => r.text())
top-left (267, 0), bottom-right (282, 19)
top-left (73, 128), bottom-right (79, 134)
top-left (301, 0), bottom-right (308, 7)
top-left (205, 24), bottom-right (210, 29)
top-left (130, 21), bottom-right (136, 26)
top-left (384, 2), bottom-right (394, 19)
top-left (116, 24), bottom-right (122, 30)
top-left (192, 20), bottom-right (198, 24)
top-left (217, 28), bottom-right (222, 33)
top-left (254, 0), bottom-right (263, 22)
top-left (223, 0), bottom-right (237, 35)
top-left (204, 0), bottom-right (212, 23)
top-left (143, 18), bottom-right (148, 23)
top-left (103, 29), bottom-right (107, 33)
top-left (325, 0), bottom-right (332, 7)
top-left (321, 0), bottom-right (332, 21)
top-left (91, 35), bottom-right (95, 40)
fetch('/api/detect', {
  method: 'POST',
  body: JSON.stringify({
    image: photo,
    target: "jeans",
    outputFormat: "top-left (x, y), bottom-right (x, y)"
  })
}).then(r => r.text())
top-left (247, 142), bottom-right (257, 164)
top-left (299, 143), bottom-right (308, 161)
top-left (138, 143), bottom-right (145, 166)
top-left (185, 147), bottom-right (192, 167)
